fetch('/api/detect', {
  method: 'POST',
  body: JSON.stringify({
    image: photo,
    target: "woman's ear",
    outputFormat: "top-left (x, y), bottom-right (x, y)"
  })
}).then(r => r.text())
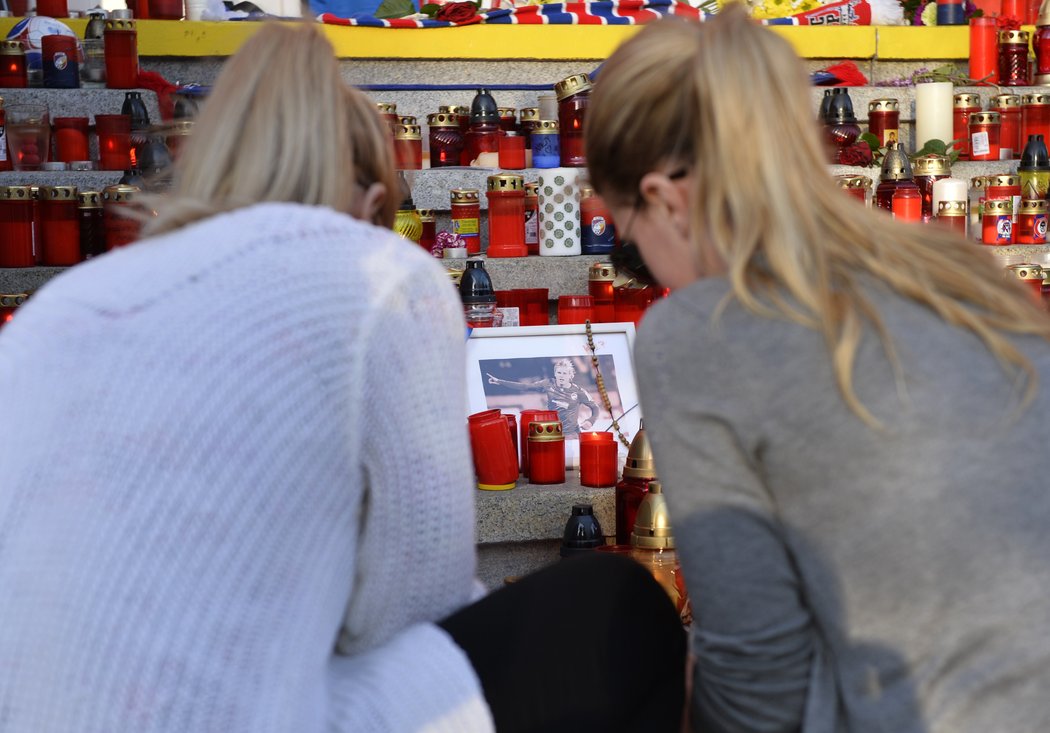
top-left (638, 171), bottom-right (691, 236)
top-left (357, 183), bottom-right (387, 225)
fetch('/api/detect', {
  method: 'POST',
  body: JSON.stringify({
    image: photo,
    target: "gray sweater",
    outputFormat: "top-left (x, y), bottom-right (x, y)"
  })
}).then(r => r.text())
top-left (635, 276), bottom-right (1050, 733)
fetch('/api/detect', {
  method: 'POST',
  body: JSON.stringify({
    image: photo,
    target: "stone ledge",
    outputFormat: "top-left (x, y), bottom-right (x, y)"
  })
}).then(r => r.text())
top-left (475, 474), bottom-right (615, 545)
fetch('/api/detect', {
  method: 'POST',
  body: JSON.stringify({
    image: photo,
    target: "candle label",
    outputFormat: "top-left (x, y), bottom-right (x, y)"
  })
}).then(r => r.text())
top-left (884, 127), bottom-right (899, 144)
top-left (452, 218), bottom-right (479, 236)
top-left (971, 131), bottom-right (991, 158)
top-left (0, 125), bottom-right (6, 161)
top-left (1037, 215), bottom-right (1048, 240)
top-left (525, 208), bottom-right (538, 244)
top-left (995, 215), bottom-right (1012, 243)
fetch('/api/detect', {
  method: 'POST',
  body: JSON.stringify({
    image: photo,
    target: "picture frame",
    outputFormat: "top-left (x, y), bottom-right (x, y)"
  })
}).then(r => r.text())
top-left (465, 323), bottom-right (641, 468)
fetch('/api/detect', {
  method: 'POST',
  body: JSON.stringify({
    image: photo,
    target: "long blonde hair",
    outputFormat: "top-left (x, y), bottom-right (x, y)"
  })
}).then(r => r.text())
top-left (142, 22), bottom-right (399, 236)
top-left (586, 4), bottom-right (1050, 423)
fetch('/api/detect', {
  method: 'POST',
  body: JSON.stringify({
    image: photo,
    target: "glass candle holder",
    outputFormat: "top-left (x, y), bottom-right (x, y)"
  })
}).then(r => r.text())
top-left (41, 34), bottom-right (78, 89)
top-left (465, 121), bottom-right (499, 166)
top-left (983, 199), bottom-right (1014, 244)
top-left (393, 123), bottom-right (422, 170)
top-left (1036, 22), bottom-right (1050, 84)
top-left (1018, 199), bottom-right (1048, 243)
top-left (994, 94), bottom-right (1022, 158)
top-left (912, 154), bottom-right (950, 222)
top-left (558, 294), bottom-right (594, 325)
top-left (104, 19), bottom-right (138, 89)
top-left (528, 420), bottom-right (566, 486)
top-left (0, 293), bottom-right (28, 330)
top-left (556, 73), bottom-right (591, 167)
top-left (892, 186), bottom-right (922, 223)
top-left (614, 286), bottom-right (655, 325)
top-left (1006, 264), bottom-right (1045, 303)
top-left (519, 107), bottom-right (540, 150)
top-left (450, 188), bottom-right (481, 255)
top-left (953, 93), bottom-right (981, 160)
top-left (101, 183), bottom-right (140, 249)
top-left (427, 112), bottom-right (463, 168)
top-left (580, 431), bottom-right (617, 488)
top-left (999, 30), bottom-right (1031, 87)
top-left (986, 175), bottom-right (1021, 226)
top-left (580, 183), bottom-right (616, 255)
top-left (78, 190), bottom-right (105, 260)
top-left (486, 174), bottom-right (526, 258)
top-left (6, 104), bottom-right (50, 172)
top-left (969, 111), bottom-right (1001, 161)
top-left (517, 287), bottom-right (549, 327)
top-left (0, 186), bottom-right (34, 268)
top-left (53, 116), bottom-right (89, 162)
top-left (531, 120), bottom-right (560, 168)
top-left (40, 185), bottom-right (80, 266)
top-left (95, 114), bottom-right (132, 171)
top-left (867, 99), bottom-right (900, 147)
top-left (497, 131), bottom-right (526, 170)
top-left (0, 41), bottom-right (27, 89)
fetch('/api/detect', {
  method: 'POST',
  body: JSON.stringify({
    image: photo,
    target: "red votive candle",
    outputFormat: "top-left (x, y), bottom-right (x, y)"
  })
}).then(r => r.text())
top-left (469, 410), bottom-right (518, 491)
top-left (498, 131), bottom-right (526, 170)
top-left (970, 17), bottom-right (999, 85)
top-left (503, 413), bottom-right (519, 470)
top-left (95, 114), bottom-right (132, 171)
top-left (528, 420), bottom-right (565, 485)
top-left (558, 294), bottom-right (594, 325)
top-left (486, 174), bottom-right (527, 258)
top-left (53, 117), bottom-right (89, 163)
top-left (101, 184), bottom-right (140, 250)
top-left (580, 432), bottom-right (617, 488)
top-left (518, 287), bottom-right (549, 327)
top-left (0, 186), bottom-right (34, 267)
top-left (0, 41), bottom-right (27, 89)
top-left (36, 0), bottom-right (68, 16)
top-left (519, 408), bottom-right (558, 477)
top-left (103, 19), bottom-right (139, 90)
top-left (40, 185), bottom-right (80, 266)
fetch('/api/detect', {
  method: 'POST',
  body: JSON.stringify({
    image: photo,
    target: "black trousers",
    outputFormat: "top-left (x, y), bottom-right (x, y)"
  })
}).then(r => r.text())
top-left (439, 552), bottom-right (687, 733)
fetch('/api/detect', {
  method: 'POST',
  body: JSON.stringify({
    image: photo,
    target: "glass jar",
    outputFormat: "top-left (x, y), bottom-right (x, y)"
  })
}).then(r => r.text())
top-left (983, 199), bottom-right (1014, 244)
top-left (486, 174), bottom-right (526, 258)
top-left (375, 102), bottom-right (398, 135)
top-left (999, 30), bottom-right (1030, 87)
top-left (78, 190), bottom-right (105, 260)
top-left (53, 116), bottom-right (89, 163)
top-left (95, 114), bottom-right (132, 171)
top-left (0, 41), bottom-right (27, 89)
top-left (450, 188), bottom-right (481, 255)
top-left (555, 73), bottom-right (591, 167)
top-left (1018, 199), bottom-right (1048, 243)
top-left (427, 112), bottom-right (463, 169)
top-left (393, 123), bottom-right (422, 170)
top-left (580, 182), bottom-right (617, 255)
top-left (1036, 22), bottom-right (1050, 84)
top-left (994, 94), bottom-right (1023, 158)
top-left (497, 106), bottom-right (517, 134)
top-left (969, 112), bottom-right (1001, 161)
top-left (892, 186), bottom-right (922, 223)
top-left (953, 93), bottom-right (981, 160)
top-left (912, 154), bottom-right (950, 223)
top-left (867, 99), bottom-right (900, 147)
top-left (519, 107), bottom-right (540, 150)
top-left (104, 19), bottom-right (139, 89)
top-left (524, 181), bottom-right (539, 256)
top-left (439, 104), bottom-right (471, 165)
top-left (40, 185), bottom-right (80, 266)
top-left (528, 421), bottom-right (565, 485)
top-left (531, 120), bottom-right (560, 169)
top-left (101, 183), bottom-right (140, 250)
top-left (0, 186), bottom-right (34, 267)
top-left (937, 200), bottom-right (968, 235)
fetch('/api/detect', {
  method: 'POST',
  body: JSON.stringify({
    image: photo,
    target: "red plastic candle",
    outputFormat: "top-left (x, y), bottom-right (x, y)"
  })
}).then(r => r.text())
top-left (418, 210), bottom-right (436, 253)
top-left (503, 413), bottom-right (519, 468)
top-left (36, 0), bottom-right (68, 16)
top-left (580, 432), bottom-right (618, 488)
top-left (558, 294), bottom-right (594, 325)
top-left (892, 186), bottom-right (922, 223)
top-left (970, 17), bottom-right (999, 85)
top-left (486, 174), bottom-right (526, 258)
top-left (148, 0), bottom-right (184, 19)
top-left (614, 286), bottom-right (654, 325)
top-left (95, 114), bottom-right (132, 171)
top-left (0, 41), bottom-right (27, 89)
top-left (1022, 94), bottom-right (1050, 151)
top-left (994, 94), bottom-right (1022, 158)
top-left (518, 287), bottom-right (549, 327)
top-left (1018, 199), bottom-right (1048, 243)
top-left (936, 200), bottom-right (968, 234)
top-left (393, 124), bottom-right (422, 170)
top-left (102, 184), bottom-right (140, 250)
top-left (518, 408), bottom-right (558, 477)
top-left (104, 19), bottom-right (139, 89)
top-left (969, 112), bottom-right (1001, 161)
top-left (469, 410), bottom-right (519, 491)
top-left (528, 421), bottom-right (565, 485)
top-left (497, 132), bottom-right (526, 170)
top-left (983, 199), bottom-right (1014, 244)
top-left (450, 189), bottom-right (481, 255)
top-left (0, 186), bottom-right (34, 267)
top-left (53, 116), bottom-right (89, 163)
top-left (986, 175), bottom-right (1021, 226)
top-left (498, 107), bottom-right (517, 134)
top-left (588, 261), bottom-right (616, 323)
top-left (465, 122), bottom-right (499, 166)
top-left (867, 99), bottom-right (900, 147)
top-left (555, 73), bottom-right (590, 167)
top-left (1036, 24), bottom-right (1050, 83)
top-left (79, 191), bottom-right (105, 260)
top-left (524, 182), bottom-right (539, 256)
top-left (427, 112), bottom-right (463, 169)
top-left (375, 102), bottom-right (397, 135)
top-left (953, 93), bottom-right (981, 160)
top-left (40, 186), bottom-right (80, 266)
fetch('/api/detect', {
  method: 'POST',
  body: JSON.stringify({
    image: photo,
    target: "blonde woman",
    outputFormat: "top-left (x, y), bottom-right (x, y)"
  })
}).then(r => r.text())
top-left (0, 23), bottom-right (494, 732)
top-left (587, 5), bottom-right (1050, 732)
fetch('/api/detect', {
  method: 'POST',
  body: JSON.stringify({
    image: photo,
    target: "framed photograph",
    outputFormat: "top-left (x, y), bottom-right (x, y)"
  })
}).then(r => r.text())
top-left (465, 323), bottom-right (641, 467)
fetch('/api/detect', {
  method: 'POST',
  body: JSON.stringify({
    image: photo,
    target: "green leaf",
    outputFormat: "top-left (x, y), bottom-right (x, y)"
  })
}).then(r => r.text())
top-left (925, 139), bottom-right (948, 155)
top-left (859, 132), bottom-right (882, 152)
top-left (971, 8), bottom-right (983, 15)
top-left (420, 2), bottom-right (440, 15)
top-left (375, 0), bottom-right (415, 19)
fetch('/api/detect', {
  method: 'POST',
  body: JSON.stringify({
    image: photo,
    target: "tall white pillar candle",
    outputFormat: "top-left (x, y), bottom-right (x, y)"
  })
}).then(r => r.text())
top-left (932, 177), bottom-right (969, 212)
top-left (915, 82), bottom-right (954, 152)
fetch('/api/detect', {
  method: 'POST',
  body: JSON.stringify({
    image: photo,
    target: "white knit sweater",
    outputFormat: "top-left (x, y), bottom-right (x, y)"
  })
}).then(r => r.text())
top-left (0, 203), bottom-right (494, 732)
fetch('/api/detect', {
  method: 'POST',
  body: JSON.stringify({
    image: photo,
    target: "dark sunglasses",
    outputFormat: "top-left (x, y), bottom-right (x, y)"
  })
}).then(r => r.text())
top-left (608, 168), bottom-right (689, 289)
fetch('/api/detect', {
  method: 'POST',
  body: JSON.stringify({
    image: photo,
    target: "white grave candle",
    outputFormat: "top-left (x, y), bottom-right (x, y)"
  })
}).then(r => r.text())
top-left (915, 82), bottom-right (954, 152)
top-left (932, 177), bottom-right (969, 212)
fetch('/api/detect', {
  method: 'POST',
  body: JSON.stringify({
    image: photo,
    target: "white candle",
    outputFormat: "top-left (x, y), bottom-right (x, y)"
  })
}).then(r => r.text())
top-left (933, 177), bottom-right (969, 212)
top-left (915, 82), bottom-right (954, 152)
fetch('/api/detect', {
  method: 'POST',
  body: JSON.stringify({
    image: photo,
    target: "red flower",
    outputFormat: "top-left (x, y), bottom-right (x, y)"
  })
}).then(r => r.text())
top-left (838, 142), bottom-right (873, 167)
top-left (436, 1), bottom-right (479, 22)
top-left (996, 14), bottom-right (1022, 29)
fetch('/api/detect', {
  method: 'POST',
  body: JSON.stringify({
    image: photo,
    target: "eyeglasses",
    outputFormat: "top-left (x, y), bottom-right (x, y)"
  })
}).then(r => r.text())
top-left (609, 168), bottom-right (689, 289)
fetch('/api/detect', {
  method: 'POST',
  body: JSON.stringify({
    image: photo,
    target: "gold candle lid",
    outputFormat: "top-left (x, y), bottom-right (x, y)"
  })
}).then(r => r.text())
top-left (102, 184), bottom-right (140, 203)
top-left (520, 107), bottom-right (540, 122)
top-left (394, 124), bottom-right (422, 141)
top-left (835, 174), bottom-right (873, 190)
top-left (439, 105), bottom-right (469, 116)
top-left (1024, 93), bottom-right (1050, 106)
top-left (528, 420), bottom-right (564, 442)
top-left (533, 119), bottom-right (559, 133)
top-left (427, 112), bottom-right (459, 128)
top-left (1021, 199), bottom-right (1048, 214)
top-left (40, 185), bottom-right (78, 201)
top-left (937, 200), bottom-right (967, 216)
top-left (969, 111), bottom-right (1001, 125)
top-left (397, 115), bottom-right (417, 126)
top-left (954, 93), bottom-right (982, 108)
top-left (78, 191), bottom-right (102, 208)
top-left (1007, 263), bottom-right (1043, 280)
top-left (450, 188), bottom-right (480, 205)
top-left (554, 73), bottom-right (592, 102)
top-left (0, 185), bottom-right (31, 200)
top-left (630, 480), bottom-right (675, 550)
top-left (524, 181), bottom-right (539, 196)
top-left (417, 209), bottom-right (436, 222)
top-left (912, 154), bottom-right (950, 177)
top-left (375, 102), bottom-right (397, 115)
top-left (166, 120), bottom-right (194, 136)
top-left (497, 106), bottom-right (516, 118)
top-left (994, 94), bottom-right (1022, 109)
top-left (868, 98), bottom-right (899, 113)
top-left (988, 174), bottom-right (1020, 188)
top-left (0, 293), bottom-right (28, 307)
top-left (0, 40), bottom-right (23, 55)
top-left (589, 261), bottom-right (616, 282)
top-left (999, 29), bottom-right (1029, 44)
top-left (971, 175), bottom-right (988, 190)
top-left (984, 199), bottom-right (1014, 214)
top-left (487, 174), bottom-right (524, 192)
top-left (104, 18), bottom-right (136, 30)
